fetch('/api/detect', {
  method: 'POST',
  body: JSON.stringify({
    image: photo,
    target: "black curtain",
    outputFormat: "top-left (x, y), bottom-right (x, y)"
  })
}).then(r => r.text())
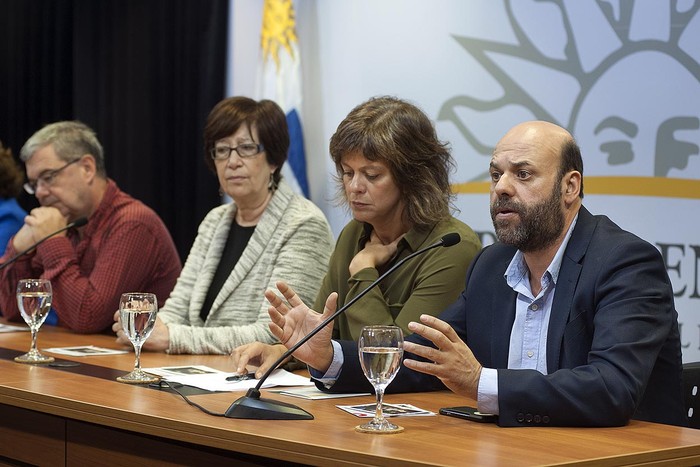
top-left (0, 0), bottom-right (227, 261)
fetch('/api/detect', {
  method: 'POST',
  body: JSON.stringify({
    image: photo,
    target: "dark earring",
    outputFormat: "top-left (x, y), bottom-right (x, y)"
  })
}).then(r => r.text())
top-left (268, 173), bottom-right (278, 191)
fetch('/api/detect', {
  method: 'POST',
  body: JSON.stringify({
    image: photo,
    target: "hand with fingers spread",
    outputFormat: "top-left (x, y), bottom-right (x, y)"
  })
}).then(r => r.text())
top-left (230, 342), bottom-right (287, 378)
top-left (265, 281), bottom-right (338, 372)
top-left (402, 314), bottom-right (482, 399)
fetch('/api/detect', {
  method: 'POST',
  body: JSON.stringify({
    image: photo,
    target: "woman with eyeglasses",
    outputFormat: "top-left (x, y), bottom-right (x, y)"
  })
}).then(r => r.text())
top-left (231, 96), bottom-right (482, 377)
top-left (113, 96), bottom-right (333, 354)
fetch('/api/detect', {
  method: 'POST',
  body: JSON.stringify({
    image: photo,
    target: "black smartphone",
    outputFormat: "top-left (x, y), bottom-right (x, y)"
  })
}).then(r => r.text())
top-left (439, 406), bottom-right (498, 423)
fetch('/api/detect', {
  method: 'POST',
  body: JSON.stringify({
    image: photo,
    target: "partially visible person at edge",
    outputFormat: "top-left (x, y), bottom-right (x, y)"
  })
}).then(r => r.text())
top-left (262, 120), bottom-right (686, 428)
top-left (231, 96), bottom-right (481, 376)
top-left (0, 141), bottom-right (27, 251)
top-left (0, 121), bottom-right (181, 333)
top-left (113, 96), bottom-right (333, 354)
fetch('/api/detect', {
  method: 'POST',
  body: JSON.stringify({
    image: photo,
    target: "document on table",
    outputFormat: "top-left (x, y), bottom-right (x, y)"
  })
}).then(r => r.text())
top-left (43, 345), bottom-right (129, 356)
top-left (142, 365), bottom-right (314, 392)
top-left (337, 403), bottom-right (435, 418)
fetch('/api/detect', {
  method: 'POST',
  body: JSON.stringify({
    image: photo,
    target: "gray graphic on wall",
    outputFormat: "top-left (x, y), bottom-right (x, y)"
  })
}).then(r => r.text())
top-left (440, 0), bottom-right (700, 184)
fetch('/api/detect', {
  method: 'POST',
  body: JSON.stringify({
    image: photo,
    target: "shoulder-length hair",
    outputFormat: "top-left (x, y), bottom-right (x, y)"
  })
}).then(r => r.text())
top-left (329, 96), bottom-right (455, 228)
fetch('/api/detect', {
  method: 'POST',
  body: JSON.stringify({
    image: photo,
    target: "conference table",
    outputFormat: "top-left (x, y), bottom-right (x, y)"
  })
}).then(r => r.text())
top-left (1, 325), bottom-right (700, 466)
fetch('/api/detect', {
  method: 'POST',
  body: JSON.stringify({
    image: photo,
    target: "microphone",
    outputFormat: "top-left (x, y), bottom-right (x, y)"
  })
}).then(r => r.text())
top-left (0, 217), bottom-right (88, 272)
top-left (224, 232), bottom-right (462, 419)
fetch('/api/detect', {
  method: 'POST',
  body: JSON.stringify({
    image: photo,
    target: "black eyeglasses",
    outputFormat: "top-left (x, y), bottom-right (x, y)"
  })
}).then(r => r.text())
top-left (210, 143), bottom-right (264, 160)
top-left (24, 159), bottom-right (81, 195)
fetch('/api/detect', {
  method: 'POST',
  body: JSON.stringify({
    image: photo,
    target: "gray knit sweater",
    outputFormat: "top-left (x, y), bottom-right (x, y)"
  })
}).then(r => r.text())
top-left (159, 180), bottom-right (333, 354)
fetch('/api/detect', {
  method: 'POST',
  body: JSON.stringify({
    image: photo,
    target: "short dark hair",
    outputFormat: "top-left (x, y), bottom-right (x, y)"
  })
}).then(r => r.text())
top-left (559, 139), bottom-right (584, 198)
top-left (203, 96), bottom-right (289, 185)
top-left (329, 96), bottom-right (455, 228)
top-left (0, 141), bottom-right (24, 198)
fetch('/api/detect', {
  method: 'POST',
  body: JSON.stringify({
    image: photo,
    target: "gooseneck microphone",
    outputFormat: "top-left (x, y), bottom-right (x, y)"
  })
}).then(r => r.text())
top-left (224, 232), bottom-right (461, 420)
top-left (0, 217), bottom-right (88, 272)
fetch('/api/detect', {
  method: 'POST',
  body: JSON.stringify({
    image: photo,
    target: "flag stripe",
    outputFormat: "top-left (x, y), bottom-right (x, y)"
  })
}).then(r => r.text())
top-left (256, 0), bottom-right (309, 198)
top-left (286, 109), bottom-right (309, 197)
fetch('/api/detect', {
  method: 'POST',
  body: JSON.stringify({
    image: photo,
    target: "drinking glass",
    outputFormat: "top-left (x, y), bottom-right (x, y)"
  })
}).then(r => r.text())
top-left (116, 292), bottom-right (160, 384)
top-left (15, 278), bottom-right (55, 364)
top-left (356, 325), bottom-right (404, 433)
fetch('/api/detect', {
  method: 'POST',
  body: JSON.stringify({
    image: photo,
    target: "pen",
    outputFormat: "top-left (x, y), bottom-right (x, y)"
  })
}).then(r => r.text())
top-left (225, 372), bottom-right (256, 382)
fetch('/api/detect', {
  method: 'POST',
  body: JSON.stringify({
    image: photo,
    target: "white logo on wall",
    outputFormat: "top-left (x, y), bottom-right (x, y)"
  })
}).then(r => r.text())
top-left (441, 1), bottom-right (700, 361)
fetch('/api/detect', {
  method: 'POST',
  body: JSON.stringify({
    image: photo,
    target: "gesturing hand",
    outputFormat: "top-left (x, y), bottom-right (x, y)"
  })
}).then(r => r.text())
top-left (265, 281), bottom-right (338, 372)
top-left (402, 314), bottom-right (482, 399)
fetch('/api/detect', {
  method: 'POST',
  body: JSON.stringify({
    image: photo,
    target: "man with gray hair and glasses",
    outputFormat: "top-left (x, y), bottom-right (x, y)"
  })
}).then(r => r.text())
top-left (0, 121), bottom-right (181, 333)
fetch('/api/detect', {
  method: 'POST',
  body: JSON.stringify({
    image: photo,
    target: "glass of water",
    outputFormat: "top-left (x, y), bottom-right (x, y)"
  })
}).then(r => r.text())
top-left (116, 292), bottom-right (159, 384)
top-left (15, 278), bottom-right (54, 364)
top-left (356, 325), bottom-right (404, 433)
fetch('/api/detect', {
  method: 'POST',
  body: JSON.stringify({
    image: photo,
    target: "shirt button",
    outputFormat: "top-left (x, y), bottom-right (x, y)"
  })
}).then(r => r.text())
top-left (530, 304), bottom-right (539, 311)
top-left (527, 350), bottom-right (534, 358)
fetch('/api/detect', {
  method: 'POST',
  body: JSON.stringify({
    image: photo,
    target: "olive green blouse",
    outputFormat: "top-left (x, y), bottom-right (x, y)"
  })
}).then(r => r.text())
top-left (313, 217), bottom-right (482, 341)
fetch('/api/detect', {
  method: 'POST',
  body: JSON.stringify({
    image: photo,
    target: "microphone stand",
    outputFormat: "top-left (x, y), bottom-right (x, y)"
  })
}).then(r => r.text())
top-left (0, 217), bottom-right (88, 272)
top-left (224, 233), bottom-right (460, 420)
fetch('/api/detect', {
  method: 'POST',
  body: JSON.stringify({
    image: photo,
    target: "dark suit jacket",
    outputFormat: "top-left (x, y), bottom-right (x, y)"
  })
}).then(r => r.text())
top-left (327, 207), bottom-right (687, 427)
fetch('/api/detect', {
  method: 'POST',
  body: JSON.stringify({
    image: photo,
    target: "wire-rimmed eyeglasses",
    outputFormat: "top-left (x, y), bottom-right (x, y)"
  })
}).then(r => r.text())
top-left (24, 158), bottom-right (81, 195)
top-left (210, 143), bottom-right (264, 161)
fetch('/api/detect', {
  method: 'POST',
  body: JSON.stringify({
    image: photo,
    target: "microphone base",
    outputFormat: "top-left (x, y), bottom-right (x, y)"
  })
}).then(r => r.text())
top-left (224, 388), bottom-right (313, 420)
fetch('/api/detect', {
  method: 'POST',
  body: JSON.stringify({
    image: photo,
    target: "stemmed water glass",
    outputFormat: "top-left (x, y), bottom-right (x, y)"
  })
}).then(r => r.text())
top-left (356, 325), bottom-right (404, 433)
top-left (116, 292), bottom-right (160, 384)
top-left (15, 278), bottom-right (55, 364)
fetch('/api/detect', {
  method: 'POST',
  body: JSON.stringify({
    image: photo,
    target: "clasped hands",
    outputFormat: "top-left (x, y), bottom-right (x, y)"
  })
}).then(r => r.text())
top-left (232, 281), bottom-right (483, 399)
top-left (13, 207), bottom-right (68, 252)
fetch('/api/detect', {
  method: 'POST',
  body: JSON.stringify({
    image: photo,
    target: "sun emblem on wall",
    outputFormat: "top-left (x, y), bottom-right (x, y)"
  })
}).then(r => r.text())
top-left (261, 0), bottom-right (298, 71)
top-left (444, 0), bottom-right (700, 199)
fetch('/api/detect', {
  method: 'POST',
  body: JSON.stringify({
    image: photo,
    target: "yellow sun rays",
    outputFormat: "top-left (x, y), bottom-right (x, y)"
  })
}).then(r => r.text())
top-left (261, 0), bottom-right (298, 70)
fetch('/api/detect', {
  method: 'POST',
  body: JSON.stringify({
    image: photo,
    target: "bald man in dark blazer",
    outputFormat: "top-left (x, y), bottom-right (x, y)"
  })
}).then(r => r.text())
top-left (265, 121), bottom-right (686, 427)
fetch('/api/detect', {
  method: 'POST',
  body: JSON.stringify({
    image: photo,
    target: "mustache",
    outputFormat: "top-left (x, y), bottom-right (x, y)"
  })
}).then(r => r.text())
top-left (490, 198), bottom-right (524, 215)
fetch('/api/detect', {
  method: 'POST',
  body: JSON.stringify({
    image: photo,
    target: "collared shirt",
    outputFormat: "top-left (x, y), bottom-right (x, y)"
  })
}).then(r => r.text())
top-left (0, 179), bottom-right (181, 333)
top-left (313, 218), bottom-right (482, 341)
top-left (309, 216), bottom-right (482, 385)
top-left (477, 214), bottom-right (578, 414)
top-left (314, 215), bottom-right (580, 401)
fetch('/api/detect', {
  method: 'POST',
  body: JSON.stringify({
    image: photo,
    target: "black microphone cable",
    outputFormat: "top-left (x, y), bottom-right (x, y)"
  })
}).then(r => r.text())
top-left (154, 232), bottom-right (462, 419)
top-left (148, 380), bottom-right (227, 417)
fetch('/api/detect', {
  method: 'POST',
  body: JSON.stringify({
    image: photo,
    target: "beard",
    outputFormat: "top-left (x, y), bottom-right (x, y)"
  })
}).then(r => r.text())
top-left (490, 183), bottom-right (565, 252)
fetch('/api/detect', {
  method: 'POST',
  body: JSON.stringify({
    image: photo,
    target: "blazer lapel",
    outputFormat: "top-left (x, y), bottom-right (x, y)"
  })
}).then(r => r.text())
top-left (491, 251), bottom-right (518, 368)
top-left (546, 207), bottom-right (594, 370)
top-left (492, 289), bottom-right (517, 368)
top-left (190, 205), bottom-right (236, 318)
